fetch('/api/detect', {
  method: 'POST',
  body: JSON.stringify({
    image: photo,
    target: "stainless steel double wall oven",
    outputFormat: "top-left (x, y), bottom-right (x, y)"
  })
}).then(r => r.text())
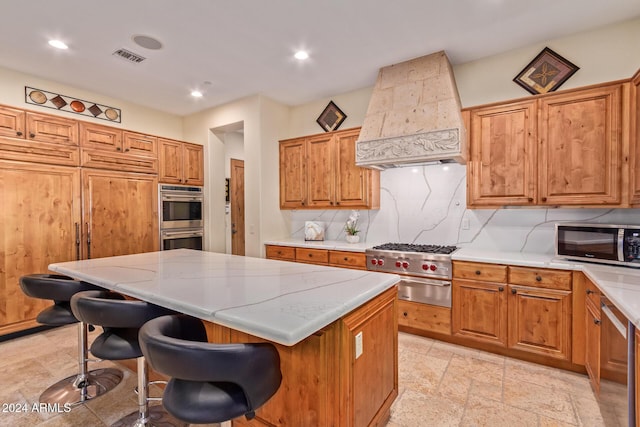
top-left (159, 184), bottom-right (204, 250)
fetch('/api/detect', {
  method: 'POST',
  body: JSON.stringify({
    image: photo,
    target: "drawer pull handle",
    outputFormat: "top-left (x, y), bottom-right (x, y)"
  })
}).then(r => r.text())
top-left (498, 286), bottom-right (504, 292)
top-left (535, 275), bottom-right (542, 282)
top-left (475, 270), bottom-right (481, 275)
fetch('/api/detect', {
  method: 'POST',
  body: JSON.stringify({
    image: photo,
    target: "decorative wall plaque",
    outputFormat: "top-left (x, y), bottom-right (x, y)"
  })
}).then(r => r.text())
top-left (513, 47), bottom-right (579, 95)
top-left (25, 86), bottom-right (121, 123)
top-left (316, 101), bottom-right (346, 132)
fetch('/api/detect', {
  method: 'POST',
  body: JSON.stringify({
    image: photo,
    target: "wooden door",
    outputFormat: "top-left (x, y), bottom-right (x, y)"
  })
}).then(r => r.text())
top-left (507, 285), bottom-right (572, 360)
top-left (26, 112), bottom-right (78, 146)
top-left (279, 138), bottom-right (307, 208)
top-left (230, 159), bottom-right (245, 256)
top-left (334, 128), bottom-right (369, 208)
top-left (79, 122), bottom-right (123, 152)
top-left (600, 303), bottom-right (628, 383)
top-left (467, 100), bottom-right (537, 206)
top-left (306, 133), bottom-right (334, 208)
top-left (82, 169), bottom-right (158, 259)
top-left (0, 161), bottom-right (81, 335)
top-left (585, 299), bottom-right (601, 395)
top-left (630, 70), bottom-right (640, 205)
top-left (538, 84), bottom-right (623, 205)
top-left (183, 143), bottom-right (204, 186)
top-left (158, 138), bottom-right (183, 184)
top-left (0, 105), bottom-right (25, 138)
top-left (452, 279), bottom-right (508, 346)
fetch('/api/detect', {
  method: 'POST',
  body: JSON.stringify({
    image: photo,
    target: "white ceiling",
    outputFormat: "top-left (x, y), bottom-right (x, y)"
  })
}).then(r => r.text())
top-left (2, 0), bottom-right (639, 116)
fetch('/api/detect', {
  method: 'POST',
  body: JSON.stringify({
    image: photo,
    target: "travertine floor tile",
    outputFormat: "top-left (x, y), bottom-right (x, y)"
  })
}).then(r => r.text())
top-left (502, 377), bottom-right (578, 424)
top-left (389, 389), bottom-right (465, 427)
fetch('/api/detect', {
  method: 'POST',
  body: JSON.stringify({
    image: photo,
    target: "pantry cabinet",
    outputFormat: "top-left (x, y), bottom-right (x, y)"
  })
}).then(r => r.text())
top-left (158, 138), bottom-right (204, 185)
top-left (467, 82), bottom-right (625, 208)
top-left (279, 127), bottom-right (380, 210)
top-left (0, 160), bottom-right (81, 336)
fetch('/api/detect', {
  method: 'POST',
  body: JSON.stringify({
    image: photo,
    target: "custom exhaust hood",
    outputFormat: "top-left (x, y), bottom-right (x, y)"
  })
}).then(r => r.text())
top-left (356, 51), bottom-right (466, 169)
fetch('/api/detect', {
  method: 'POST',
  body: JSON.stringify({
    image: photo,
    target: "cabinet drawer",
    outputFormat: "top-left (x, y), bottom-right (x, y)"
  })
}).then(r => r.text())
top-left (296, 248), bottom-right (329, 264)
top-left (265, 245), bottom-right (295, 261)
top-left (398, 300), bottom-right (451, 335)
top-left (26, 112), bottom-right (78, 145)
top-left (123, 131), bottom-right (157, 157)
top-left (81, 149), bottom-right (158, 173)
top-left (0, 138), bottom-right (79, 166)
top-left (329, 251), bottom-right (366, 270)
top-left (80, 122), bottom-right (122, 151)
top-left (453, 261), bottom-right (507, 282)
top-left (585, 278), bottom-right (601, 308)
top-left (509, 266), bottom-right (572, 290)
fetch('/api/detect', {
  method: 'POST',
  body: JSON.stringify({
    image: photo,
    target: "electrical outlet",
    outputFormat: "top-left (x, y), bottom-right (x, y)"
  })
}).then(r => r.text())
top-left (355, 331), bottom-right (363, 359)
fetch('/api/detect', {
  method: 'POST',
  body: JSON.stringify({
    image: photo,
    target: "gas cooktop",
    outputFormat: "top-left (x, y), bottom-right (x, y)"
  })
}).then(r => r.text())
top-left (370, 243), bottom-right (458, 255)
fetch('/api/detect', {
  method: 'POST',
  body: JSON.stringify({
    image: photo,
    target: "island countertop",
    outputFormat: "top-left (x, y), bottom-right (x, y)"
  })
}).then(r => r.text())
top-left (48, 249), bottom-right (399, 346)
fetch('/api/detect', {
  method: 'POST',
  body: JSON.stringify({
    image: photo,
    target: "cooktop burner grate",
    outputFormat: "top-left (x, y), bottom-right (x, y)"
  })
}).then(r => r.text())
top-left (371, 243), bottom-right (458, 254)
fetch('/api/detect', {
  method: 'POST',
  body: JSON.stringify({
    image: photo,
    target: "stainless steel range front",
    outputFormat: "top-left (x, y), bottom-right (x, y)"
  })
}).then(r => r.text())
top-left (366, 243), bottom-right (458, 307)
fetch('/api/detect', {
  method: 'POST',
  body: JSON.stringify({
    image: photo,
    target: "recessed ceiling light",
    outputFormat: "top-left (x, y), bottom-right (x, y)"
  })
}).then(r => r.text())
top-left (48, 40), bottom-right (68, 50)
top-left (191, 90), bottom-right (203, 98)
top-left (294, 50), bottom-right (309, 60)
top-left (132, 35), bottom-right (163, 50)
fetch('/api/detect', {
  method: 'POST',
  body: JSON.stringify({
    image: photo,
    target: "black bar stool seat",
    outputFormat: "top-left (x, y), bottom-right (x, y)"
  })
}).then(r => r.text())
top-left (19, 274), bottom-right (123, 406)
top-left (139, 315), bottom-right (282, 425)
top-left (71, 290), bottom-right (182, 427)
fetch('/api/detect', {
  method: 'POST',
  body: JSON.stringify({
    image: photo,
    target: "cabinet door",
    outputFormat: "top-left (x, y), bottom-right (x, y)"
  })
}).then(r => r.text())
top-left (123, 131), bottom-right (157, 157)
top-left (26, 112), bottom-right (78, 146)
top-left (0, 105), bottom-right (25, 138)
top-left (335, 128), bottom-right (370, 208)
top-left (630, 70), bottom-right (640, 205)
top-left (79, 122), bottom-right (122, 151)
top-left (467, 100), bottom-right (537, 206)
top-left (452, 279), bottom-right (508, 346)
top-left (158, 138), bottom-right (183, 184)
top-left (306, 134), bottom-right (335, 208)
top-left (82, 169), bottom-right (158, 259)
top-left (0, 161), bottom-right (81, 335)
top-left (585, 299), bottom-right (601, 395)
top-left (507, 285), bottom-right (572, 360)
top-left (183, 143), bottom-right (204, 185)
top-left (279, 138), bottom-right (307, 208)
top-left (538, 84), bottom-right (623, 205)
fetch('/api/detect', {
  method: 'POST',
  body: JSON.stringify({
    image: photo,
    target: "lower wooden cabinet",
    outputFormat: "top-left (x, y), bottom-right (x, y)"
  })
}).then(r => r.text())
top-left (265, 244), bottom-right (366, 270)
top-left (585, 295), bottom-right (602, 395)
top-left (0, 161), bottom-right (81, 335)
top-left (398, 300), bottom-right (451, 335)
top-left (295, 248), bottom-right (329, 265)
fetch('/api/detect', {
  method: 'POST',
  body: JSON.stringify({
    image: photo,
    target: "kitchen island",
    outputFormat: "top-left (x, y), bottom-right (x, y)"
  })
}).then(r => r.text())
top-left (49, 249), bottom-right (399, 426)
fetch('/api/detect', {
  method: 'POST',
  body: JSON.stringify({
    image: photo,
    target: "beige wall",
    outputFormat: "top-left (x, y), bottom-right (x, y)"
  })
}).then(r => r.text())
top-left (0, 66), bottom-right (184, 139)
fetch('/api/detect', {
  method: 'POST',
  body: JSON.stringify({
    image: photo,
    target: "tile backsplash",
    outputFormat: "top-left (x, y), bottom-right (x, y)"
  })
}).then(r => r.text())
top-left (286, 164), bottom-right (640, 254)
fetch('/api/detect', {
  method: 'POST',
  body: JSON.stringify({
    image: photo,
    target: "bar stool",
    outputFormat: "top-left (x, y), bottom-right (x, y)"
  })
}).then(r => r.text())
top-left (138, 314), bottom-right (282, 425)
top-left (70, 290), bottom-right (181, 427)
top-left (19, 274), bottom-right (123, 405)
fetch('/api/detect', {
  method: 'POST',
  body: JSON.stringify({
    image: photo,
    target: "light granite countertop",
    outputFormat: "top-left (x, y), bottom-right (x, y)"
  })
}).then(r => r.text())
top-left (49, 249), bottom-right (399, 346)
top-left (453, 247), bottom-right (640, 330)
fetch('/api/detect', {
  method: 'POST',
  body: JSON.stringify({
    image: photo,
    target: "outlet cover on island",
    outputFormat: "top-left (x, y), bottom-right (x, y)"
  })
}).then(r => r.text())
top-left (355, 331), bottom-right (363, 359)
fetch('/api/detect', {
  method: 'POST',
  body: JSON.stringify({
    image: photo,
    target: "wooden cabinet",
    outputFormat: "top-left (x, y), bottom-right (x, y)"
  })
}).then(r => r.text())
top-left (452, 262), bottom-right (508, 346)
top-left (25, 112), bottom-right (78, 145)
top-left (636, 328), bottom-right (640, 427)
top-left (82, 169), bottom-right (158, 259)
top-left (158, 138), bottom-right (204, 185)
top-left (0, 160), bottom-right (81, 335)
top-left (0, 105), bottom-right (26, 138)
top-left (398, 300), bottom-right (451, 335)
top-left (279, 127), bottom-right (380, 210)
top-left (265, 244), bottom-right (366, 271)
top-left (584, 282), bottom-right (602, 395)
top-left (466, 82), bottom-right (625, 208)
top-left (630, 69), bottom-right (640, 205)
top-left (80, 124), bottom-right (158, 173)
top-left (467, 100), bottom-right (537, 206)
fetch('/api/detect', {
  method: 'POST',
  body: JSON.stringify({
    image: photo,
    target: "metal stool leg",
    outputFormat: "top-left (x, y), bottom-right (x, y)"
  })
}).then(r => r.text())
top-left (39, 322), bottom-right (123, 406)
top-left (112, 356), bottom-right (184, 427)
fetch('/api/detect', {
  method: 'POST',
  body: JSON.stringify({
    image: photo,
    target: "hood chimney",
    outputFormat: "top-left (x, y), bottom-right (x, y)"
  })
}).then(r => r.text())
top-left (356, 51), bottom-right (466, 169)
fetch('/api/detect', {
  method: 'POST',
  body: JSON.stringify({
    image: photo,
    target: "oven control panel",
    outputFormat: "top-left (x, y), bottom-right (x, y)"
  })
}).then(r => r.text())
top-left (366, 253), bottom-right (452, 280)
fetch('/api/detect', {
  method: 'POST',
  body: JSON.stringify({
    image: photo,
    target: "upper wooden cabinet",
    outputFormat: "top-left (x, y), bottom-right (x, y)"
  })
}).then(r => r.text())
top-left (467, 82), bottom-right (626, 208)
top-left (0, 105), bottom-right (26, 138)
top-left (25, 112), bottom-right (78, 145)
top-left (80, 122), bottom-right (158, 173)
top-left (279, 127), bottom-right (380, 209)
top-left (158, 138), bottom-right (204, 186)
top-left (630, 69), bottom-right (640, 205)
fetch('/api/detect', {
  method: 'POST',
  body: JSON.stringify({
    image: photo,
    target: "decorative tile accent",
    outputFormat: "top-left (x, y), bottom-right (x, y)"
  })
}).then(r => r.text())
top-left (25, 86), bottom-right (121, 123)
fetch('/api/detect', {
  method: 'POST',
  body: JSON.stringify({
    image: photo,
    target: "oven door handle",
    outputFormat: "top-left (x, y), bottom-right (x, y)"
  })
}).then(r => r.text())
top-left (161, 230), bottom-right (204, 238)
top-left (601, 302), bottom-right (627, 338)
top-left (399, 278), bottom-right (451, 287)
top-left (162, 195), bottom-right (203, 202)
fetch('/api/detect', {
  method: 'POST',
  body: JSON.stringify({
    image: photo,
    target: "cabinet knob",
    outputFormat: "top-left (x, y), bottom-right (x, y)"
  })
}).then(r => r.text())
top-left (535, 275), bottom-right (542, 282)
top-left (511, 288), bottom-right (517, 294)
top-left (586, 289), bottom-right (595, 295)
top-left (343, 257), bottom-right (348, 261)
top-left (403, 312), bottom-right (408, 317)
top-left (528, 197), bottom-right (533, 202)
top-left (29, 132), bottom-right (35, 138)
top-left (116, 147), bottom-right (122, 151)
top-left (16, 131), bottom-right (23, 136)
top-left (125, 148), bottom-right (130, 152)
top-left (498, 286), bottom-right (504, 292)
top-left (308, 253), bottom-right (313, 257)
top-left (541, 197), bottom-right (547, 202)
top-left (475, 270), bottom-right (481, 275)
top-left (594, 318), bottom-right (601, 325)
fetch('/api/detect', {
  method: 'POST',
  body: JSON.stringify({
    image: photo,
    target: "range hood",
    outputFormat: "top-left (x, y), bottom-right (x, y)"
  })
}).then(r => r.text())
top-left (356, 51), bottom-right (466, 169)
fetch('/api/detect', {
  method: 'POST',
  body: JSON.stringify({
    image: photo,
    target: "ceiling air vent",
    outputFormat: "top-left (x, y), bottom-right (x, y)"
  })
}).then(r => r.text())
top-left (112, 48), bottom-right (146, 63)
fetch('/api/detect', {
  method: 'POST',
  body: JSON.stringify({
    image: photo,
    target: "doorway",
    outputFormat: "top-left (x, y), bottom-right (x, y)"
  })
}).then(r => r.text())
top-left (230, 159), bottom-right (245, 255)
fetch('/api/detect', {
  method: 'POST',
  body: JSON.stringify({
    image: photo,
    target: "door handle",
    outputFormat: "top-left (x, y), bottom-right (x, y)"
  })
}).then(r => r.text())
top-left (75, 223), bottom-right (80, 260)
top-left (86, 223), bottom-right (91, 260)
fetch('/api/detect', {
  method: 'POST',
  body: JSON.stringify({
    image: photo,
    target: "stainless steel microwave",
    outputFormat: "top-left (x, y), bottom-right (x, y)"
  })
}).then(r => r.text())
top-left (555, 223), bottom-right (640, 267)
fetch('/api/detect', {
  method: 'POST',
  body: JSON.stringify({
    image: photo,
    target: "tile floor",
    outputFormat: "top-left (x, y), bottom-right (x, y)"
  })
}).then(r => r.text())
top-left (0, 326), bottom-right (624, 426)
